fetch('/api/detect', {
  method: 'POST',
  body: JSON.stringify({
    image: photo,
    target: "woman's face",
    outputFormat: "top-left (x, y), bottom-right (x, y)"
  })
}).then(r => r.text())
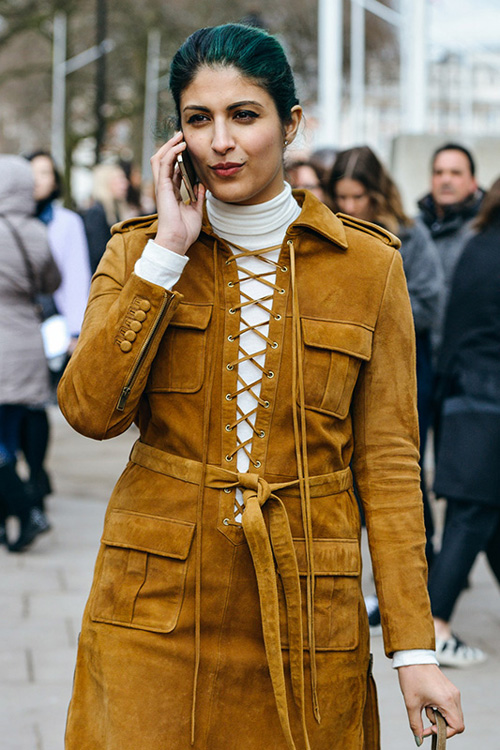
top-left (179, 65), bottom-right (301, 205)
top-left (333, 177), bottom-right (372, 220)
top-left (288, 165), bottom-right (325, 201)
top-left (31, 155), bottom-right (56, 202)
top-left (109, 168), bottom-right (129, 201)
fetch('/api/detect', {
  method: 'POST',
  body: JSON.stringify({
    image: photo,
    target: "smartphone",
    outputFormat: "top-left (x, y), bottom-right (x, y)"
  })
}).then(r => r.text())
top-left (177, 148), bottom-right (198, 203)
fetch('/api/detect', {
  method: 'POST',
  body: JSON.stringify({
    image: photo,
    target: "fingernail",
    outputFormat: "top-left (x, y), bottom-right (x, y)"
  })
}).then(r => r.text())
top-left (414, 737), bottom-right (423, 747)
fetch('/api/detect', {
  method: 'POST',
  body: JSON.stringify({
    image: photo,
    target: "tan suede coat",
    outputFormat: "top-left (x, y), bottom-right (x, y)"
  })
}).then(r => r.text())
top-left (59, 191), bottom-right (434, 750)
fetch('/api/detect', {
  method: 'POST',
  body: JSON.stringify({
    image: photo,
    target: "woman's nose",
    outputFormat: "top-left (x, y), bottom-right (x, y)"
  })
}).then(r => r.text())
top-left (211, 122), bottom-right (235, 154)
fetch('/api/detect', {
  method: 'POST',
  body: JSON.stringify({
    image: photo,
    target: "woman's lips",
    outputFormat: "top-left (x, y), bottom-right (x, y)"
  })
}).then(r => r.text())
top-left (210, 162), bottom-right (244, 177)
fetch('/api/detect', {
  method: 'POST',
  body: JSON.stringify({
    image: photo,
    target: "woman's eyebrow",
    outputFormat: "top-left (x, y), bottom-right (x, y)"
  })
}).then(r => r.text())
top-left (182, 100), bottom-right (263, 114)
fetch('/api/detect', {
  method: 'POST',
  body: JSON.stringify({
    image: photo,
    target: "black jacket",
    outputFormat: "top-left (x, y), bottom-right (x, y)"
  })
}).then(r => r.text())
top-left (434, 221), bottom-right (500, 505)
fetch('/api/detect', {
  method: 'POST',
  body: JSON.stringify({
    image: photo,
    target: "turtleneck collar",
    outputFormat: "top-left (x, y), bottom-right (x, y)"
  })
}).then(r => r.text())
top-left (206, 182), bottom-right (300, 244)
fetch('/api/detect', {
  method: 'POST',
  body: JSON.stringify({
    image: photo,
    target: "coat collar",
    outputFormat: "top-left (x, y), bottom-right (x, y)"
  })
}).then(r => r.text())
top-left (145, 189), bottom-right (348, 250)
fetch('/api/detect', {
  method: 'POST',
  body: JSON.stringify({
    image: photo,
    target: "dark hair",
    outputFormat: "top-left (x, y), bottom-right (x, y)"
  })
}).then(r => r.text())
top-left (25, 150), bottom-right (63, 201)
top-left (432, 142), bottom-right (476, 177)
top-left (327, 145), bottom-right (411, 232)
top-left (474, 177), bottom-right (500, 230)
top-left (169, 24), bottom-right (299, 126)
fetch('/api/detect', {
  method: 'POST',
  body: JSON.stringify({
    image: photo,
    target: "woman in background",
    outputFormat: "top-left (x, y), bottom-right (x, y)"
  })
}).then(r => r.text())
top-left (83, 163), bottom-right (132, 274)
top-left (22, 151), bottom-right (91, 530)
top-left (0, 155), bottom-right (60, 552)
top-left (327, 146), bottom-right (444, 627)
top-left (430, 177), bottom-right (500, 666)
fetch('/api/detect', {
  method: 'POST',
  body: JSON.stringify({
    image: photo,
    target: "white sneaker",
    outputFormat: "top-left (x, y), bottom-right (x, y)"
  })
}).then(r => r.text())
top-left (436, 634), bottom-right (487, 668)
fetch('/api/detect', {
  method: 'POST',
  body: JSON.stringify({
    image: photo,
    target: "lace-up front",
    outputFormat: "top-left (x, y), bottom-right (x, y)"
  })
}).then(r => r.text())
top-left (223, 241), bottom-right (288, 521)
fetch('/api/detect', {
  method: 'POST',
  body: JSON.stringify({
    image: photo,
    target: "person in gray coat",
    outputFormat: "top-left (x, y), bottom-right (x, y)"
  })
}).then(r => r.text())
top-left (0, 155), bottom-right (61, 552)
top-left (327, 145), bottom-right (444, 631)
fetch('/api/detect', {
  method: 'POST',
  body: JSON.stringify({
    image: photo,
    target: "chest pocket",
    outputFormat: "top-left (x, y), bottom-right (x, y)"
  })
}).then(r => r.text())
top-left (148, 302), bottom-right (212, 393)
top-left (91, 509), bottom-right (195, 633)
top-left (300, 319), bottom-right (373, 419)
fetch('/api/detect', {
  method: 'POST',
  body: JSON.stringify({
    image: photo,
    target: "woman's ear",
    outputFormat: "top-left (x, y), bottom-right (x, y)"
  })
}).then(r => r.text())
top-left (284, 105), bottom-right (303, 146)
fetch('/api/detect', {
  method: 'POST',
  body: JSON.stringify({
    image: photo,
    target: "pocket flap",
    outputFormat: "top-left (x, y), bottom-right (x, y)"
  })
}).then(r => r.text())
top-left (301, 319), bottom-right (373, 360)
top-left (293, 538), bottom-right (360, 575)
top-left (102, 509), bottom-right (195, 559)
top-left (169, 302), bottom-right (212, 330)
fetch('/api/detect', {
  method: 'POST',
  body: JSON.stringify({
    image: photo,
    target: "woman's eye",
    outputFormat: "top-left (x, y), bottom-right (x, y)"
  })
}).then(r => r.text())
top-left (234, 110), bottom-right (259, 121)
top-left (186, 113), bottom-right (209, 124)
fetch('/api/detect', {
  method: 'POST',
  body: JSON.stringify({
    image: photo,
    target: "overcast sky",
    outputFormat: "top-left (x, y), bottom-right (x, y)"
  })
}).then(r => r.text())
top-left (429, 0), bottom-right (500, 54)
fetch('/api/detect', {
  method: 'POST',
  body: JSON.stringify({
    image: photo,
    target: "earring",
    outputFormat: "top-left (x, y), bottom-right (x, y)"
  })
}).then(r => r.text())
top-left (284, 139), bottom-right (289, 147)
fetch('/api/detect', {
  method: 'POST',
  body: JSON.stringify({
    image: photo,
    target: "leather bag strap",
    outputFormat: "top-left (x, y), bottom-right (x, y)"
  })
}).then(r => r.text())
top-left (432, 709), bottom-right (447, 750)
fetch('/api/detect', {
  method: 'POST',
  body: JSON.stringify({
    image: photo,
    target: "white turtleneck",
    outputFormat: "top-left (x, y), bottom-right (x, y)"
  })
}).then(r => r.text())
top-left (133, 185), bottom-right (437, 671)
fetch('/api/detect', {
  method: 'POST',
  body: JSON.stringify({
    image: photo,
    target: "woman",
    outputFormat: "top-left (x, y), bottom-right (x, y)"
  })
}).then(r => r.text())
top-left (429, 177), bottom-right (500, 666)
top-left (83, 163), bottom-right (132, 274)
top-left (0, 155), bottom-right (61, 552)
top-left (285, 159), bottom-right (329, 204)
top-left (58, 25), bottom-right (462, 750)
top-left (328, 146), bottom-right (443, 574)
top-left (20, 151), bottom-right (92, 528)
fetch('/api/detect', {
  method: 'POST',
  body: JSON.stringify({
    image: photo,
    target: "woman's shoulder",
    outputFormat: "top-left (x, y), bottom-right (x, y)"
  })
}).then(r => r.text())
top-left (112, 213), bottom-right (159, 236)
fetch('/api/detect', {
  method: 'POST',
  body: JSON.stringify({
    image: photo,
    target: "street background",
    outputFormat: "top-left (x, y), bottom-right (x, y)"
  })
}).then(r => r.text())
top-left (1, 406), bottom-right (498, 749)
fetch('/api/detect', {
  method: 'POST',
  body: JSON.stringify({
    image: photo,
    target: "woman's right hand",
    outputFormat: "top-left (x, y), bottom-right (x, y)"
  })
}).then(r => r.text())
top-left (150, 131), bottom-right (206, 256)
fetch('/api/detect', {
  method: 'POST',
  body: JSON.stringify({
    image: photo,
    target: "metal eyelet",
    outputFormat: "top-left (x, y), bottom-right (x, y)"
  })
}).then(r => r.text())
top-left (267, 371), bottom-right (275, 379)
top-left (281, 266), bottom-right (288, 273)
top-left (228, 281), bottom-right (234, 287)
top-left (263, 400), bottom-right (270, 409)
top-left (223, 517), bottom-right (230, 525)
top-left (259, 430), bottom-right (265, 438)
top-left (223, 488), bottom-right (232, 494)
top-left (228, 308), bottom-right (236, 315)
top-left (225, 259), bottom-right (231, 266)
top-left (225, 454), bottom-right (234, 462)
top-left (274, 314), bottom-right (282, 321)
top-left (225, 424), bottom-right (233, 432)
top-left (271, 341), bottom-right (278, 349)
top-left (225, 393), bottom-right (233, 401)
top-left (226, 363), bottom-right (234, 371)
top-left (254, 460), bottom-right (262, 468)
top-left (278, 288), bottom-right (286, 295)
top-left (227, 335), bottom-right (234, 342)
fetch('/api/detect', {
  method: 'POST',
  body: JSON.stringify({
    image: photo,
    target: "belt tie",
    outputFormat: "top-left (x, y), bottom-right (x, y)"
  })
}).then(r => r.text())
top-left (238, 473), bottom-right (310, 750)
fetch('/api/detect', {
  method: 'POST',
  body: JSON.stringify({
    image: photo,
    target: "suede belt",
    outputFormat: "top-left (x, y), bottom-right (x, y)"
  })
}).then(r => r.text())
top-left (130, 439), bottom-right (353, 750)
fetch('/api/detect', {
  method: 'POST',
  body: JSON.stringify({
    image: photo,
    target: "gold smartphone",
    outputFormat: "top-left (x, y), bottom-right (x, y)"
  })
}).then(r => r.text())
top-left (177, 148), bottom-right (198, 203)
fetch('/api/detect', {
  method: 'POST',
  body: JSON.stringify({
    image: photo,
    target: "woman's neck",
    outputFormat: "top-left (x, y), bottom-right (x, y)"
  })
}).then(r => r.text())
top-left (206, 182), bottom-right (300, 249)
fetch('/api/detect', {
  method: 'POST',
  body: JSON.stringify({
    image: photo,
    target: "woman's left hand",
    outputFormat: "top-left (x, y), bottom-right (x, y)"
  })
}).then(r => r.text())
top-left (397, 664), bottom-right (464, 744)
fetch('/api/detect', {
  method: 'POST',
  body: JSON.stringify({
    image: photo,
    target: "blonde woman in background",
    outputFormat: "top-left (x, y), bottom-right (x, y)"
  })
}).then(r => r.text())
top-left (83, 163), bottom-right (132, 274)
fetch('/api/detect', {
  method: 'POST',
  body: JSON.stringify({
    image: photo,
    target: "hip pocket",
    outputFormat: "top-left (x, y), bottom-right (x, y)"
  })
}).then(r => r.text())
top-left (90, 509), bottom-right (195, 633)
top-left (278, 537), bottom-right (361, 651)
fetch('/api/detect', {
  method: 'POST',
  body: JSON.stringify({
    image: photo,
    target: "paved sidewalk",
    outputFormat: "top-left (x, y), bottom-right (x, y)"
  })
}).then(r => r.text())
top-left (1, 407), bottom-right (498, 749)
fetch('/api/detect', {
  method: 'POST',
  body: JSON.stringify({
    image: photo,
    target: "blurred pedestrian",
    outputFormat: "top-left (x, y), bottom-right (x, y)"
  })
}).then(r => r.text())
top-left (328, 145), bottom-right (444, 624)
top-left (58, 24), bottom-right (463, 749)
top-left (20, 150), bottom-right (91, 525)
top-left (83, 163), bottom-right (132, 274)
top-left (285, 158), bottom-right (329, 203)
top-left (416, 142), bottom-right (484, 353)
top-left (0, 155), bottom-right (61, 552)
top-left (309, 146), bottom-right (337, 192)
top-left (429, 177), bottom-right (500, 667)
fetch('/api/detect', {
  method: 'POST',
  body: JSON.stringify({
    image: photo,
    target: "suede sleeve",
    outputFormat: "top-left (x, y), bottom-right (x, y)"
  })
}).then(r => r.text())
top-left (350, 249), bottom-right (435, 656)
top-left (57, 230), bottom-right (182, 440)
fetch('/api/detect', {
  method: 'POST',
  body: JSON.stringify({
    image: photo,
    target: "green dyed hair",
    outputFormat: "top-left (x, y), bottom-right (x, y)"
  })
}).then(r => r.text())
top-left (169, 24), bottom-right (299, 126)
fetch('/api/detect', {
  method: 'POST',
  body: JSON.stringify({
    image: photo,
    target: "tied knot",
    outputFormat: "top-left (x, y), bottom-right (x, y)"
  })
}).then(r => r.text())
top-left (237, 472), bottom-right (272, 507)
